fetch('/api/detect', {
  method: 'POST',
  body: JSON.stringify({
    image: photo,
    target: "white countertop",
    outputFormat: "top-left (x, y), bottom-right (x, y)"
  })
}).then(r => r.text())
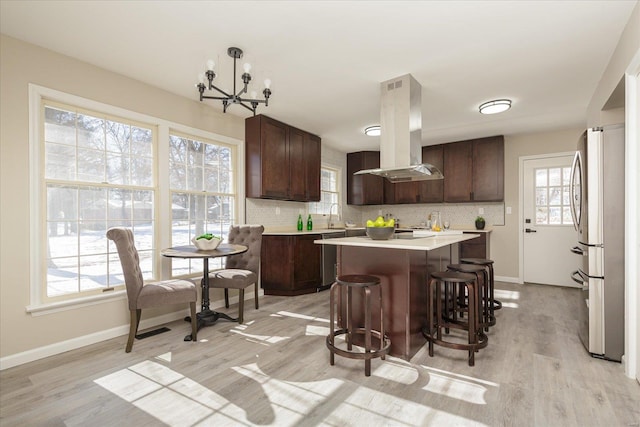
top-left (313, 233), bottom-right (479, 251)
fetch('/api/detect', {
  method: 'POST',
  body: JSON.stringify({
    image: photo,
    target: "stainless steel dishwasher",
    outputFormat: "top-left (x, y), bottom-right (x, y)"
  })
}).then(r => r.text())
top-left (319, 231), bottom-right (344, 291)
top-left (319, 228), bottom-right (366, 291)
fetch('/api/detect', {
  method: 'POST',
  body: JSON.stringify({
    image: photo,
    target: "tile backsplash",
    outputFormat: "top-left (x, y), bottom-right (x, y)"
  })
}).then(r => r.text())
top-left (246, 198), bottom-right (504, 230)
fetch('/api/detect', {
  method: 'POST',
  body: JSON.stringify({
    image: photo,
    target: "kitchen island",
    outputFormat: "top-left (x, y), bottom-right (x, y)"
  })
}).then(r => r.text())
top-left (315, 232), bottom-right (479, 360)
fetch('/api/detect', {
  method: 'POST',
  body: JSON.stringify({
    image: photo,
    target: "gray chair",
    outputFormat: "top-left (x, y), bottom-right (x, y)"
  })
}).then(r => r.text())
top-left (107, 227), bottom-right (197, 352)
top-left (207, 225), bottom-right (264, 323)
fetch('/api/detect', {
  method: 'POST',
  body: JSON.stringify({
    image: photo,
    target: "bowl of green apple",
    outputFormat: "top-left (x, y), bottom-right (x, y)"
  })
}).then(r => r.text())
top-left (366, 216), bottom-right (396, 240)
top-left (191, 233), bottom-right (221, 250)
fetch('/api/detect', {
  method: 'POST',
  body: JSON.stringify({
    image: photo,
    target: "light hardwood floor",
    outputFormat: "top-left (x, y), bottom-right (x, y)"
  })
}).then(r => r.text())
top-left (1, 282), bottom-right (639, 426)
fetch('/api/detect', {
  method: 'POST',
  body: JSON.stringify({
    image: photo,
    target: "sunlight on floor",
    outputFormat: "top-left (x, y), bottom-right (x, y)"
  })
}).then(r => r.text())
top-left (371, 357), bottom-right (419, 385)
top-left (494, 289), bottom-right (520, 300)
top-left (274, 310), bottom-right (330, 323)
top-left (419, 366), bottom-right (499, 405)
top-left (322, 385), bottom-right (489, 426)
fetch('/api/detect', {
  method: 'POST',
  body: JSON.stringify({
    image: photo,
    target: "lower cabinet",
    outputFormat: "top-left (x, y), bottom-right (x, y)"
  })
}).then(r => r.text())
top-left (460, 232), bottom-right (490, 259)
top-left (261, 234), bottom-right (322, 296)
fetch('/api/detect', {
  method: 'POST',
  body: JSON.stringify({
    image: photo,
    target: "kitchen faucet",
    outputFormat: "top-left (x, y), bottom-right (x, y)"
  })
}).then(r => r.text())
top-left (328, 203), bottom-right (341, 229)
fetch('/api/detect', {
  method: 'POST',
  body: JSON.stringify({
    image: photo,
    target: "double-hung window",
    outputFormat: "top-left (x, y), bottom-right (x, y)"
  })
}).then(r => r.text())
top-left (168, 132), bottom-right (237, 275)
top-left (309, 166), bottom-right (340, 215)
top-left (30, 86), bottom-right (243, 312)
top-left (42, 101), bottom-right (156, 301)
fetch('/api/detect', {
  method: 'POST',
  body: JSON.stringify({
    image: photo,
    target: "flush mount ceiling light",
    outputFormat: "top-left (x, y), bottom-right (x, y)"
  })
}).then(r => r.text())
top-left (364, 125), bottom-right (381, 136)
top-left (196, 47), bottom-right (271, 116)
top-left (479, 99), bottom-right (512, 115)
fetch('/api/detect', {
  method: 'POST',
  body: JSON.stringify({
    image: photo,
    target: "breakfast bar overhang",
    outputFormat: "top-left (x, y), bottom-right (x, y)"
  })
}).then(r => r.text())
top-left (315, 233), bottom-right (479, 360)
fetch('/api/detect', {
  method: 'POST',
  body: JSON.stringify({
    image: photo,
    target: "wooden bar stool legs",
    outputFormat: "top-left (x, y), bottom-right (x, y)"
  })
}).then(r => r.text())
top-left (461, 258), bottom-right (501, 323)
top-left (327, 274), bottom-right (390, 376)
top-left (448, 263), bottom-right (493, 330)
top-left (422, 271), bottom-right (488, 366)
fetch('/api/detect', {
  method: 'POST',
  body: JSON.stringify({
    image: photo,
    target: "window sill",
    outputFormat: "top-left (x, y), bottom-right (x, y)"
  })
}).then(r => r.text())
top-left (26, 290), bottom-right (127, 317)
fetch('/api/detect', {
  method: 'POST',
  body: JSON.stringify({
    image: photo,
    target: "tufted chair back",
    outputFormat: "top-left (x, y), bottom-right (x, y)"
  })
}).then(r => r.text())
top-left (225, 225), bottom-right (264, 273)
top-left (106, 227), bottom-right (144, 310)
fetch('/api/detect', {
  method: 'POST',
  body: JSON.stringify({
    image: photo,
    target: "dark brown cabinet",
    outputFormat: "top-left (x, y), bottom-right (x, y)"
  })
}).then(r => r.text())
top-left (460, 232), bottom-right (489, 259)
top-left (261, 234), bottom-right (322, 296)
top-left (347, 151), bottom-right (384, 205)
top-left (245, 115), bottom-right (321, 202)
top-left (444, 136), bottom-right (504, 203)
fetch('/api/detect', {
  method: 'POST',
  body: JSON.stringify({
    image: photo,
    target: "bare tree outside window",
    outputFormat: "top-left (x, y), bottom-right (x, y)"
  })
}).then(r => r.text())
top-left (44, 104), bottom-right (155, 299)
top-left (169, 134), bottom-right (236, 276)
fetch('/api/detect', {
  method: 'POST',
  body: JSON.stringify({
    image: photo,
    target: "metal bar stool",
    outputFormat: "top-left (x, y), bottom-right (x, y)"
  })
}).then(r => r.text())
top-left (448, 263), bottom-right (494, 330)
top-left (461, 258), bottom-right (501, 321)
top-left (327, 274), bottom-right (391, 376)
top-left (422, 271), bottom-right (488, 366)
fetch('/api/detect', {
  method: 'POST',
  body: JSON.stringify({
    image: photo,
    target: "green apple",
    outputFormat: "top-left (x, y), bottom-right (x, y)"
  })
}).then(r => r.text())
top-left (374, 216), bottom-right (385, 227)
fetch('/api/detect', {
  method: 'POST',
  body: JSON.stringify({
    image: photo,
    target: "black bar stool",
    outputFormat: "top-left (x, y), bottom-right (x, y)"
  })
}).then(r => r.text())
top-left (448, 263), bottom-right (494, 330)
top-left (422, 271), bottom-right (488, 366)
top-left (327, 274), bottom-right (391, 376)
top-left (461, 258), bottom-right (501, 319)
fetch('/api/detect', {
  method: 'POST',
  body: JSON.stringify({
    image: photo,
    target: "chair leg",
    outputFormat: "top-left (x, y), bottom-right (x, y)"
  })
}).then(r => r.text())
top-left (125, 309), bottom-right (141, 353)
top-left (224, 289), bottom-right (230, 308)
top-left (254, 282), bottom-right (259, 309)
top-left (238, 289), bottom-right (245, 324)
top-left (190, 302), bottom-right (197, 342)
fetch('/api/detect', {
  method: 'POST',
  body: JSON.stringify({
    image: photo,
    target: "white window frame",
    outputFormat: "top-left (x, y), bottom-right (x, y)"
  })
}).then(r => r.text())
top-left (309, 165), bottom-right (341, 215)
top-left (27, 84), bottom-right (244, 315)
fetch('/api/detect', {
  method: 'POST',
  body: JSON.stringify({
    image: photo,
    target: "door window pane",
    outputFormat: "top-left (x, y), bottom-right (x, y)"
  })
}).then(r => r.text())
top-left (534, 167), bottom-right (573, 226)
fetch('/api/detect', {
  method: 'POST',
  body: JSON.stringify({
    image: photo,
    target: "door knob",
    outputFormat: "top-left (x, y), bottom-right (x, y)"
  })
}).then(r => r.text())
top-left (525, 228), bottom-right (537, 233)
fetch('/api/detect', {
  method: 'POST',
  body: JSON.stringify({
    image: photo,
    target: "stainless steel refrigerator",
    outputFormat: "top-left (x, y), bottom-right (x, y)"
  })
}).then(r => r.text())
top-left (569, 124), bottom-right (625, 361)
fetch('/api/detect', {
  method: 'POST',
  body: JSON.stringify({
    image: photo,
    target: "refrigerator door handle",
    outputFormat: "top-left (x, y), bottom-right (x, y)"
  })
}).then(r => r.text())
top-left (570, 246), bottom-right (585, 255)
top-left (569, 150), bottom-right (580, 232)
top-left (571, 270), bottom-right (588, 290)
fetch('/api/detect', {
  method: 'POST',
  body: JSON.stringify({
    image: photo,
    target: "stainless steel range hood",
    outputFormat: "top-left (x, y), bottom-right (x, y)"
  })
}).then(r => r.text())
top-left (354, 74), bottom-right (444, 183)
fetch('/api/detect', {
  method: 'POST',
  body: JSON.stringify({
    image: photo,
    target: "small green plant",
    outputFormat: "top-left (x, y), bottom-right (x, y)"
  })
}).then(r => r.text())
top-left (475, 216), bottom-right (485, 222)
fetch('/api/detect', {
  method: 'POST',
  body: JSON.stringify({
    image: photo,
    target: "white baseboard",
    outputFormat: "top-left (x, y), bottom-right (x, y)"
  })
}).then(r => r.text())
top-left (495, 275), bottom-right (523, 284)
top-left (0, 290), bottom-right (263, 371)
top-left (0, 310), bottom-right (186, 371)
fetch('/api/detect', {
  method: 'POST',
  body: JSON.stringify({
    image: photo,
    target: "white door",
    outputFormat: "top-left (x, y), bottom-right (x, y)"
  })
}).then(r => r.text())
top-left (523, 155), bottom-right (580, 287)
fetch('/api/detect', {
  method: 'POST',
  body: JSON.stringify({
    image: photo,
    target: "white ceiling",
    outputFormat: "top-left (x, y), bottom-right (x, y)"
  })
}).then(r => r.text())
top-left (1, 1), bottom-right (636, 152)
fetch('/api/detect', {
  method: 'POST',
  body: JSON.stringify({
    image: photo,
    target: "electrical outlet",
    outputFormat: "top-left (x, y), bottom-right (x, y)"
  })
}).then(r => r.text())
top-left (276, 207), bottom-right (280, 215)
top-left (506, 206), bottom-right (512, 214)
top-left (479, 208), bottom-right (485, 215)
top-left (378, 209), bottom-right (382, 216)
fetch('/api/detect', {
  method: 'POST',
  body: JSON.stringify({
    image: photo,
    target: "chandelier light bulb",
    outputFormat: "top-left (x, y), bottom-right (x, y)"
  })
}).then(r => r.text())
top-left (264, 78), bottom-right (272, 89)
top-left (206, 59), bottom-right (215, 71)
top-left (243, 63), bottom-right (251, 73)
top-left (250, 90), bottom-right (258, 99)
top-left (198, 73), bottom-right (205, 84)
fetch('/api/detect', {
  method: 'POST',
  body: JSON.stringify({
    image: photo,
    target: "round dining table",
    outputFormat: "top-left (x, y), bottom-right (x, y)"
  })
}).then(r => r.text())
top-left (161, 243), bottom-right (248, 340)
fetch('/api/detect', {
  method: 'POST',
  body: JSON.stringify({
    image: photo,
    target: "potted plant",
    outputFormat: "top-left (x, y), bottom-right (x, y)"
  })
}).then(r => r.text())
top-left (475, 216), bottom-right (486, 230)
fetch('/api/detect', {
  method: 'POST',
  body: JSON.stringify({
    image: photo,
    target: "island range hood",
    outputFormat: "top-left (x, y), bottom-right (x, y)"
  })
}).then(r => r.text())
top-left (354, 74), bottom-right (443, 183)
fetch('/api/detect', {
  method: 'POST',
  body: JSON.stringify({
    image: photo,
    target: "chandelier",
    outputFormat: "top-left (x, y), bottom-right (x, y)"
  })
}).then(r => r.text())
top-left (196, 47), bottom-right (272, 116)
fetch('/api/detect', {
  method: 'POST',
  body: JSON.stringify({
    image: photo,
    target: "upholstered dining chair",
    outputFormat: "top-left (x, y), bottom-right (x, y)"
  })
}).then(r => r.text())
top-left (207, 225), bottom-right (264, 323)
top-left (107, 227), bottom-right (197, 352)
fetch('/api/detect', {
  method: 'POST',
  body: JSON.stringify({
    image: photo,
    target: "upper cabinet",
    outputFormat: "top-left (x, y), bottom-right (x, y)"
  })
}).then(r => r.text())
top-left (347, 151), bottom-right (384, 205)
top-left (245, 115), bottom-right (321, 202)
top-left (443, 135), bottom-right (504, 202)
top-left (347, 135), bottom-right (503, 205)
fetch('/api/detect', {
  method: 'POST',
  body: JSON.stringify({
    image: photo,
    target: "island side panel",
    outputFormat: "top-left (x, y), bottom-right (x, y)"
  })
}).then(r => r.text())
top-left (337, 245), bottom-right (429, 360)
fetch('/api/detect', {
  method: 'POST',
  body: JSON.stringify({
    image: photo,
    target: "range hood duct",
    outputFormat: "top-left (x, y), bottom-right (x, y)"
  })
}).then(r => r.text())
top-left (354, 74), bottom-right (444, 183)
